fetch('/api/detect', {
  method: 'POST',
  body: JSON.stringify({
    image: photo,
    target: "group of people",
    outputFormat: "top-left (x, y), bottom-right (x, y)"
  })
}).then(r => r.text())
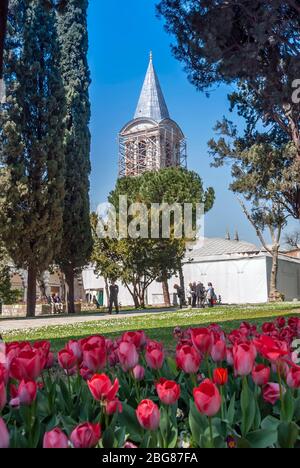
top-left (47, 293), bottom-right (63, 314)
top-left (174, 282), bottom-right (219, 309)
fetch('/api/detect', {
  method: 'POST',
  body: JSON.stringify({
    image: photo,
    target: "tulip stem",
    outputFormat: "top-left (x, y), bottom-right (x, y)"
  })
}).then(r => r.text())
top-left (220, 387), bottom-right (225, 420)
top-left (208, 417), bottom-right (214, 448)
top-left (277, 363), bottom-right (285, 416)
top-left (206, 355), bottom-right (212, 380)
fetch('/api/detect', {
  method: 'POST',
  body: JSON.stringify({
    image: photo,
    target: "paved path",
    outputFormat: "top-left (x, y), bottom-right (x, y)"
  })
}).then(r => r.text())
top-left (0, 308), bottom-right (178, 333)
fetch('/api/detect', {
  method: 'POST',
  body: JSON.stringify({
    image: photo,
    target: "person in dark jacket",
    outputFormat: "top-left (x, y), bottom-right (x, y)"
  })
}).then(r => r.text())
top-left (109, 281), bottom-right (119, 315)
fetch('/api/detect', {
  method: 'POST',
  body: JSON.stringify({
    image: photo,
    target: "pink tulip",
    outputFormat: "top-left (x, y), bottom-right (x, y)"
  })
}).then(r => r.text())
top-left (263, 383), bottom-right (285, 405)
top-left (286, 365), bottom-right (300, 389)
top-left (233, 342), bottom-right (256, 376)
top-left (105, 398), bottom-right (123, 415)
top-left (10, 380), bottom-right (37, 407)
top-left (118, 342), bottom-right (139, 371)
top-left (132, 365), bottom-right (145, 381)
top-left (136, 400), bottom-right (160, 431)
top-left (43, 428), bottom-right (69, 449)
top-left (0, 381), bottom-right (7, 411)
top-left (193, 379), bottom-right (221, 417)
top-left (176, 344), bottom-right (201, 374)
top-left (252, 365), bottom-right (271, 386)
top-left (70, 423), bottom-right (101, 449)
top-left (211, 340), bottom-right (227, 363)
top-left (191, 328), bottom-right (213, 355)
top-left (0, 418), bottom-right (9, 448)
top-left (145, 341), bottom-right (164, 370)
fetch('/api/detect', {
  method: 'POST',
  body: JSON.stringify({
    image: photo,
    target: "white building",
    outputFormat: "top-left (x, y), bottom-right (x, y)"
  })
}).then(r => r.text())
top-left (82, 237), bottom-right (300, 306)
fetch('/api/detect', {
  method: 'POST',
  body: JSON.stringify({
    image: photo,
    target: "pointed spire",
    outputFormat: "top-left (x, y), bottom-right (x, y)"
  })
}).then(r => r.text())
top-left (234, 230), bottom-right (240, 242)
top-left (134, 52), bottom-right (170, 122)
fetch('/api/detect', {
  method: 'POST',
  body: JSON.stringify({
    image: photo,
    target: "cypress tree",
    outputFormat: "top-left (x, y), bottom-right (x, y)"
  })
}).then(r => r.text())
top-left (0, 0), bottom-right (66, 317)
top-left (56, 0), bottom-right (92, 314)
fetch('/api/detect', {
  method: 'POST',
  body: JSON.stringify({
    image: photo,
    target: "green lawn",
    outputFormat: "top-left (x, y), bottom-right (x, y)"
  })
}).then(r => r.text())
top-left (1, 302), bottom-right (299, 353)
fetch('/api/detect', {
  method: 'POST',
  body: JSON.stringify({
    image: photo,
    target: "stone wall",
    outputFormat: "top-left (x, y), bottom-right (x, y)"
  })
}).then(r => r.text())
top-left (0, 303), bottom-right (82, 318)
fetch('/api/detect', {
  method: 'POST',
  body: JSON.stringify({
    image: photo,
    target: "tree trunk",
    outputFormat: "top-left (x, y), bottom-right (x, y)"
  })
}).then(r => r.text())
top-left (179, 263), bottom-right (186, 305)
top-left (104, 277), bottom-right (110, 307)
top-left (162, 275), bottom-right (171, 307)
top-left (65, 267), bottom-right (75, 314)
top-left (27, 265), bottom-right (37, 318)
top-left (269, 246), bottom-right (282, 302)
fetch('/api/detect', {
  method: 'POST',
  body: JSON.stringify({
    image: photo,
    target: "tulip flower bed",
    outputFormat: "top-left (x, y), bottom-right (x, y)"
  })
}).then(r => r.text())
top-left (0, 316), bottom-right (300, 449)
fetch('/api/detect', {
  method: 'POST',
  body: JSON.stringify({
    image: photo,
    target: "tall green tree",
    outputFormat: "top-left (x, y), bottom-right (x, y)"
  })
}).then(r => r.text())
top-left (0, 0), bottom-right (8, 102)
top-left (157, 0), bottom-right (300, 217)
top-left (93, 168), bottom-right (214, 308)
top-left (0, 0), bottom-right (66, 317)
top-left (56, 0), bottom-right (92, 314)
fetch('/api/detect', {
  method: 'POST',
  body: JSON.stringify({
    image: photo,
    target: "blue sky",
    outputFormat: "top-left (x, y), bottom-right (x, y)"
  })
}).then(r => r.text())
top-left (87, 0), bottom-right (297, 245)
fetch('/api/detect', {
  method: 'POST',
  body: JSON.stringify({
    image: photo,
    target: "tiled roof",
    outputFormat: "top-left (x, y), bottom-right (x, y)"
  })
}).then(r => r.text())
top-left (186, 238), bottom-right (259, 259)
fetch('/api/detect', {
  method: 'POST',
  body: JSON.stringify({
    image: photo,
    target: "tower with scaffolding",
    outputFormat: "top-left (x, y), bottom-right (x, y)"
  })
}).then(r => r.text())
top-left (118, 53), bottom-right (187, 178)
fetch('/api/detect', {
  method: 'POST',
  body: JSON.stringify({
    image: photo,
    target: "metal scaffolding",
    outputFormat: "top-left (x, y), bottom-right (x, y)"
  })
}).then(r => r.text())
top-left (118, 123), bottom-right (187, 178)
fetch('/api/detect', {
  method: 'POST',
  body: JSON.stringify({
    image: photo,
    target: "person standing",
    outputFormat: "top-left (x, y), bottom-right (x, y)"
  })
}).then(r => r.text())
top-left (196, 282), bottom-right (205, 308)
top-left (109, 281), bottom-right (119, 315)
top-left (207, 283), bottom-right (216, 308)
top-left (174, 284), bottom-right (184, 309)
top-left (192, 282), bottom-right (197, 308)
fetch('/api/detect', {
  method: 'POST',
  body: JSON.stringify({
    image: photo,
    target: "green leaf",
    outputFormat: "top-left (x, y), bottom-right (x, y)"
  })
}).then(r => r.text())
top-left (227, 392), bottom-right (236, 426)
top-left (281, 390), bottom-right (295, 423)
top-left (278, 422), bottom-right (299, 448)
top-left (246, 429), bottom-right (277, 448)
top-left (102, 427), bottom-right (116, 449)
top-left (261, 415), bottom-right (280, 432)
top-left (188, 400), bottom-right (208, 448)
top-left (118, 402), bottom-right (142, 443)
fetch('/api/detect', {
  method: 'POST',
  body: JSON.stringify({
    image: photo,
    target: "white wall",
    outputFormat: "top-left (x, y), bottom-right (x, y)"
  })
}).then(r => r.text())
top-left (182, 256), bottom-right (269, 304)
top-left (266, 256), bottom-right (300, 301)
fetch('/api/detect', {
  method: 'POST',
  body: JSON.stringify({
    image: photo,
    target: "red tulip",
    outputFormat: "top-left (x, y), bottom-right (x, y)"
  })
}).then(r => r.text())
top-left (176, 344), bottom-right (201, 374)
top-left (118, 342), bottom-right (139, 371)
top-left (211, 340), bottom-right (227, 363)
top-left (105, 398), bottom-right (123, 415)
top-left (66, 340), bottom-right (83, 363)
top-left (58, 349), bottom-right (77, 371)
top-left (226, 347), bottom-right (234, 366)
top-left (132, 365), bottom-right (145, 381)
top-left (213, 368), bottom-right (228, 386)
top-left (191, 328), bottom-right (213, 355)
top-left (45, 352), bottom-right (55, 370)
top-left (0, 381), bottom-right (6, 411)
top-left (122, 331), bottom-right (146, 349)
top-left (33, 341), bottom-right (51, 360)
top-left (0, 364), bottom-right (8, 385)
top-left (70, 423), bottom-right (101, 449)
top-left (82, 338), bottom-right (107, 372)
top-left (145, 341), bottom-right (164, 370)
top-left (254, 336), bottom-right (288, 362)
top-left (0, 418), bottom-right (9, 449)
top-left (10, 349), bottom-right (45, 381)
top-left (286, 365), bottom-right (300, 389)
top-left (87, 374), bottom-right (119, 402)
top-left (193, 379), bottom-right (222, 417)
top-left (262, 323), bottom-right (276, 334)
top-left (43, 428), bottom-right (69, 449)
top-left (10, 380), bottom-right (37, 407)
top-left (155, 378), bottom-right (181, 405)
top-left (263, 383), bottom-right (285, 405)
top-left (136, 400), bottom-right (160, 431)
top-left (276, 317), bottom-right (286, 329)
top-left (233, 342), bottom-right (256, 376)
top-left (252, 365), bottom-right (270, 386)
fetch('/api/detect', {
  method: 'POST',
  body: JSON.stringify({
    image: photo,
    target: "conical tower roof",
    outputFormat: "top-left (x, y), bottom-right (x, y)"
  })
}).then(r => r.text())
top-left (134, 52), bottom-right (170, 122)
